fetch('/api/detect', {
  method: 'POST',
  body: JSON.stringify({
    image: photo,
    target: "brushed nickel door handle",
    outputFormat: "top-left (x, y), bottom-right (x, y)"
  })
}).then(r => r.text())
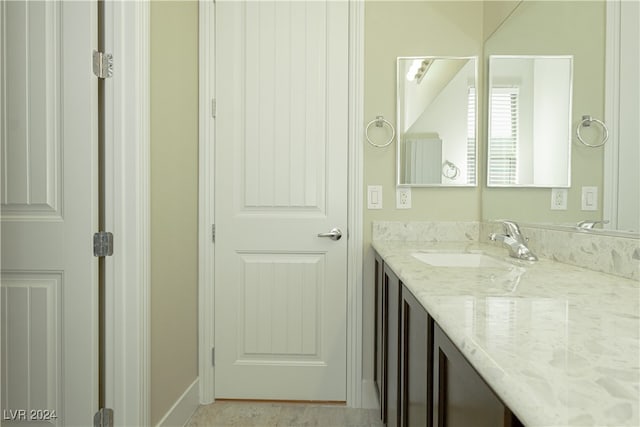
top-left (317, 228), bottom-right (342, 241)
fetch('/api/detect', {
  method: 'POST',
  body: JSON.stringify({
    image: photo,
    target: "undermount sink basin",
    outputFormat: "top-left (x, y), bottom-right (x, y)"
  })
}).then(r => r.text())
top-left (411, 251), bottom-right (512, 268)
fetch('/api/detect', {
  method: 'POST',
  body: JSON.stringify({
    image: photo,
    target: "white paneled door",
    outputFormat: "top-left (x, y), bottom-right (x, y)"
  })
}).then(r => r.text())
top-left (1, 1), bottom-right (99, 425)
top-left (215, 0), bottom-right (349, 400)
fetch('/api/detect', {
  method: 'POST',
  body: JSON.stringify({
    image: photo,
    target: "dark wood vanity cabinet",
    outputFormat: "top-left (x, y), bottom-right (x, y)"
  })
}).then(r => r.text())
top-left (373, 253), bottom-right (405, 427)
top-left (433, 324), bottom-right (523, 427)
top-left (401, 287), bottom-right (433, 427)
top-left (374, 254), bottom-right (525, 427)
top-left (374, 253), bottom-right (384, 409)
top-left (374, 256), bottom-right (433, 427)
top-left (383, 263), bottom-right (402, 427)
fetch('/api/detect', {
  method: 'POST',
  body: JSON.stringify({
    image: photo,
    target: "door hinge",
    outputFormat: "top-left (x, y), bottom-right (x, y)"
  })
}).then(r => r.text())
top-left (94, 408), bottom-right (114, 427)
top-left (212, 224), bottom-right (215, 242)
top-left (211, 98), bottom-right (216, 118)
top-left (93, 50), bottom-right (113, 79)
top-left (212, 347), bottom-right (215, 366)
top-left (94, 232), bottom-right (114, 257)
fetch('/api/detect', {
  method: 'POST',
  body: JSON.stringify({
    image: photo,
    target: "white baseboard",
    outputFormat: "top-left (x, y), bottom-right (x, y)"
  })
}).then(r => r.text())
top-left (361, 379), bottom-right (379, 410)
top-left (156, 378), bottom-right (200, 427)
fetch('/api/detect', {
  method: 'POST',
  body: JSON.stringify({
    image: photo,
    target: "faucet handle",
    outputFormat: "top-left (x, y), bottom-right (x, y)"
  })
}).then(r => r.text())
top-left (501, 220), bottom-right (522, 238)
top-left (577, 219), bottom-right (609, 229)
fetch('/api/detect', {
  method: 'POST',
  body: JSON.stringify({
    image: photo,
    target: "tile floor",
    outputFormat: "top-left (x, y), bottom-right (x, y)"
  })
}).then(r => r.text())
top-left (186, 400), bottom-right (384, 427)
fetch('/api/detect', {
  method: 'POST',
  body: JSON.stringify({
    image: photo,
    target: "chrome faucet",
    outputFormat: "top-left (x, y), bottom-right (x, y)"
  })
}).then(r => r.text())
top-left (577, 219), bottom-right (609, 229)
top-left (489, 220), bottom-right (538, 261)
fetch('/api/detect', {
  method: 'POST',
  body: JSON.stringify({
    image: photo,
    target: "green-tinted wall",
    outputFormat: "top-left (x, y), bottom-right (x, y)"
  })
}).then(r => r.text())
top-left (482, 1), bottom-right (605, 224)
top-left (362, 0), bottom-right (484, 385)
top-left (150, 1), bottom-right (199, 424)
top-left (145, 0), bottom-right (607, 414)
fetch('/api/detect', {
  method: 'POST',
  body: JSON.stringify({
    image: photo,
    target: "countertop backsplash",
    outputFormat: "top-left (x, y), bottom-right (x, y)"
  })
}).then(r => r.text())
top-left (372, 221), bottom-right (479, 242)
top-left (373, 221), bottom-right (640, 281)
top-left (480, 222), bottom-right (640, 281)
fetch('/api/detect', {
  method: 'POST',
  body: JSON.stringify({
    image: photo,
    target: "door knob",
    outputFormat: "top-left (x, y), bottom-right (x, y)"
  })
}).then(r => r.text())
top-left (317, 228), bottom-right (343, 241)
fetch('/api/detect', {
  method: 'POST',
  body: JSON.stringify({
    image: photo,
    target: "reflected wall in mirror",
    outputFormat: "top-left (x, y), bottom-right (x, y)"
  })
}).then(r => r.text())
top-left (487, 55), bottom-right (573, 187)
top-left (482, 1), bottom-right (611, 228)
top-left (604, 0), bottom-right (639, 232)
top-left (397, 57), bottom-right (477, 187)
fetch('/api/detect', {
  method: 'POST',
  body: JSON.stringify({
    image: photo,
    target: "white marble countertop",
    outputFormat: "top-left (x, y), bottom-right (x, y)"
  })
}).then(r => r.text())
top-left (372, 240), bottom-right (640, 427)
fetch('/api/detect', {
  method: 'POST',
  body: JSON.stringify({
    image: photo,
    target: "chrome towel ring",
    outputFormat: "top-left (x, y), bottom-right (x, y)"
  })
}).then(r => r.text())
top-left (442, 160), bottom-right (460, 180)
top-left (365, 115), bottom-right (395, 148)
top-left (576, 115), bottom-right (609, 148)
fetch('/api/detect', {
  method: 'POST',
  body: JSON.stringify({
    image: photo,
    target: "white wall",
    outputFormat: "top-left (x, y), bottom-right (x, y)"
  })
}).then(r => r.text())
top-left (408, 60), bottom-right (476, 184)
top-left (532, 57), bottom-right (571, 186)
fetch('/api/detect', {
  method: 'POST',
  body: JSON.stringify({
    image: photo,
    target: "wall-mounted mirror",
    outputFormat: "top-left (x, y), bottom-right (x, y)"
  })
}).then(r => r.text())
top-left (481, 1), bottom-right (639, 233)
top-left (483, 0), bottom-right (638, 234)
top-left (397, 56), bottom-right (477, 187)
top-left (487, 55), bottom-right (573, 187)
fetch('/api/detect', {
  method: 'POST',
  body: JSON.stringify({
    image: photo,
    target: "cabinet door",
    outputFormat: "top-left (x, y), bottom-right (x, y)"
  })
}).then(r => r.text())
top-left (401, 288), bottom-right (433, 427)
top-left (384, 264), bottom-right (402, 427)
top-left (433, 324), bottom-right (506, 427)
top-left (374, 253), bottom-right (384, 415)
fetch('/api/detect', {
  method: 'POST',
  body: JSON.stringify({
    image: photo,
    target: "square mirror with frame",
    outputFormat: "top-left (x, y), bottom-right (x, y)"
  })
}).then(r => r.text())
top-left (487, 55), bottom-right (573, 188)
top-left (396, 56), bottom-right (478, 187)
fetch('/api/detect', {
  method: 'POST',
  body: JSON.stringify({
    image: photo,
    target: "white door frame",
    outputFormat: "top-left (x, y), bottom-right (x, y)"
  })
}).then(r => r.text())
top-left (2, 1), bottom-right (151, 423)
top-left (198, 0), bottom-right (216, 404)
top-left (197, 0), bottom-right (365, 407)
top-left (103, 1), bottom-right (151, 425)
top-left (603, 0), bottom-right (620, 229)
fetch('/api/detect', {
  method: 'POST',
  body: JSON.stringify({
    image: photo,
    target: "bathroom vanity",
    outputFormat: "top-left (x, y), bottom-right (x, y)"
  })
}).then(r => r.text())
top-left (372, 238), bottom-right (639, 427)
top-left (374, 249), bottom-right (523, 427)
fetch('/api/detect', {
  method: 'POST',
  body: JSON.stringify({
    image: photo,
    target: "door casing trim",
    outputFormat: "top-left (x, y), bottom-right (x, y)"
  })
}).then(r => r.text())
top-left (346, 0), bottom-right (365, 408)
top-left (197, 0), bottom-right (365, 406)
top-left (104, 1), bottom-right (151, 424)
top-left (603, 0), bottom-right (620, 229)
top-left (198, 0), bottom-right (216, 404)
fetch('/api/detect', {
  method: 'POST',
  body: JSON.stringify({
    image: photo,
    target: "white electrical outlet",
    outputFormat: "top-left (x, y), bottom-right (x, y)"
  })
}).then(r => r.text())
top-left (551, 188), bottom-right (568, 210)
top-left (396, 187), bottom-right (412, 209)
top-left (367, 185), bottom-right (383, 209)
top-left (581, 186), bottom-right (598, 211)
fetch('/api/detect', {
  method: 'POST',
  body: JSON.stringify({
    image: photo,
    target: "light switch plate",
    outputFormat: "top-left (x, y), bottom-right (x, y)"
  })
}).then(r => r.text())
top-left (581, 186), bottom-right (598, 211)
top-left (551, 188), bottom-right (568, 210)
top-left (396, 187), bottom-right (411, 209)
top-left (367, 185), bottom-right (383, 209)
